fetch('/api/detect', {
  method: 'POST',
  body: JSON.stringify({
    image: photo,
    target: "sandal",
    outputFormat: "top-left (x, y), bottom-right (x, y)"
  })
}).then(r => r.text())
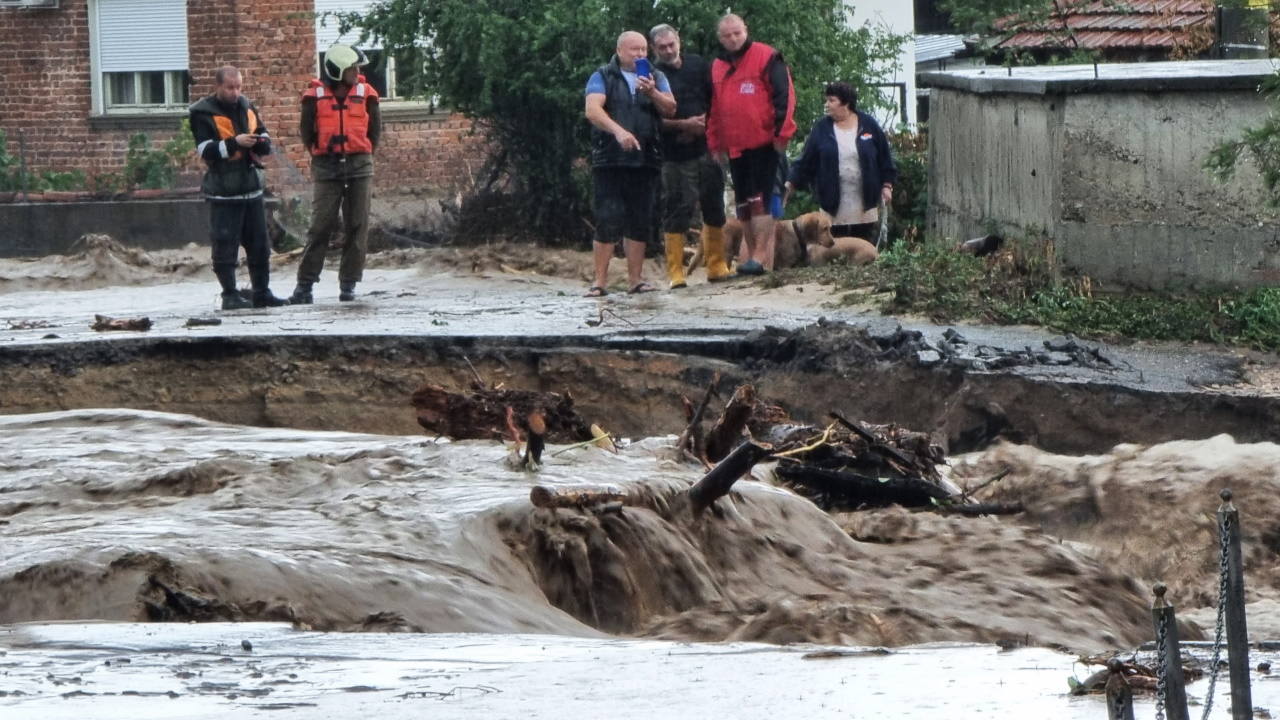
top-left (628, 282), bottom-right (658, 294)
top-left (584, 286), bottom-right (608, 297)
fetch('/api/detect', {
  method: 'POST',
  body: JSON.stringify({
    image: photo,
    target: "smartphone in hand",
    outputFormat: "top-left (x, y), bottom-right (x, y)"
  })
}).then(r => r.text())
top-left (635, 58), bottom-right (651, 79)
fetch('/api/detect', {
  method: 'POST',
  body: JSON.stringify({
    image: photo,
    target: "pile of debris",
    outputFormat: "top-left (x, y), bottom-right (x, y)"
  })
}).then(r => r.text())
top-left (410, 367), bottom-right (1017, 518)
top-left (738, 319), bottom-right (1120, 374)
top-left (871, 326), bottom-right (1119, 372)
top-left (673, 376), bottom-right (1016, 515)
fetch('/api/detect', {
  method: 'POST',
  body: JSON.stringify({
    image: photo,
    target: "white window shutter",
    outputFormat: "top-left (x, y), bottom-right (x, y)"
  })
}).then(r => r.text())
top-left (315, 0), bottom-right (381, 51)
top-left (97, 0), bottom-right (189, 73)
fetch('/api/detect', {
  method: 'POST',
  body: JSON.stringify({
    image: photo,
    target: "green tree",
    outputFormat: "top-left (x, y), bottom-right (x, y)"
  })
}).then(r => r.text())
top-left (346, 0), bottom-right (905, 243)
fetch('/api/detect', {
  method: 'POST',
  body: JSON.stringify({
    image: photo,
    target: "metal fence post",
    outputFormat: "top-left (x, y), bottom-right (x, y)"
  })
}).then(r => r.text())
top-left (1219, 488), bottom-right (1252, 720)
top-left (1104, 658), bottom-right (1136, 720)
top-left (1151, 582), bottom-right (1190, 720)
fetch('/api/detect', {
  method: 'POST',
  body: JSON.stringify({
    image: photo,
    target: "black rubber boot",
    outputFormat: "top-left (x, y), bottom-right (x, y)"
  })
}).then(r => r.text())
top-left (339, 281), bottom-right (357, 302)
top-left (221, 292), bottom-right (252, 310)
top-left (252, 289), bottom-right (290, 308)
top-left (290, 283), bottom-right (314, 305)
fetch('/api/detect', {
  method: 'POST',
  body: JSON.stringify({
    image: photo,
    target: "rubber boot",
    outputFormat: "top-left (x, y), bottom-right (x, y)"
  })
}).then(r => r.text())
top-left (702, 224), bottom-right (731, 282)
top-left (339, 281), bottom-right (357, 302)
top-left (252, 289), bottom-right (290, 308)
top-left (290, 282), bottom-right (314, 305)
top-left (664, 233), bottom-right (687, 289)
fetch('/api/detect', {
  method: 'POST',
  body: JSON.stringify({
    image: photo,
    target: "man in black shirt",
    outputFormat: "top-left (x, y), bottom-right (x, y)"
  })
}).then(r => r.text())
top-left (651, 24), bottom-right (730, 288)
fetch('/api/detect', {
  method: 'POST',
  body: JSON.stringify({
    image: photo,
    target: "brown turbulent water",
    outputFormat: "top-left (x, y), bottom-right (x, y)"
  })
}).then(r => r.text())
top-left (8, 408), bottom-right (1277, 654)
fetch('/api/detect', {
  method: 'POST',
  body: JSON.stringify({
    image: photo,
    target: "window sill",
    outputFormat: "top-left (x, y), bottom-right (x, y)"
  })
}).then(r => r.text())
top-left (381, 101), bottom-right (453, 123)
top-left (88, 111), bottom-right (187, 132)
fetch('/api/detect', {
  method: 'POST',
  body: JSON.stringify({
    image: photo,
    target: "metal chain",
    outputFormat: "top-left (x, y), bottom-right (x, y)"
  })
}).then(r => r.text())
top-left (1201, 511), bottom-right (1232, 720)
top-left (1155, 610), bottom-right (1168, 720)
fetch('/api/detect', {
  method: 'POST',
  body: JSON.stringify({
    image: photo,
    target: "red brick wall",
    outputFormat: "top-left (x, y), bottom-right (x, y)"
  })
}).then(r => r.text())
top-left (0, 0), bottom-right (136, 180)
top-left (376, 114), bottom-right (488, 193)
top-left (0, 0), bottom-right (481, 196)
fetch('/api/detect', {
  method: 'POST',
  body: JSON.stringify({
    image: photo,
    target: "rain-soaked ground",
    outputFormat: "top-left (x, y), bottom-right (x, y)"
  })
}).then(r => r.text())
top-left (4, 244), bottom-right (1280, 718)
top-left (6, 622), bottom-right (1280, 719)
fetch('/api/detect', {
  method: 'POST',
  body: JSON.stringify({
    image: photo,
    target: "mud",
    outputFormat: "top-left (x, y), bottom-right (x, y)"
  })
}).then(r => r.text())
top-left (0, 408), bottom-right (1173, 654)
top-left (952, 435), bottom-right (1280, 616)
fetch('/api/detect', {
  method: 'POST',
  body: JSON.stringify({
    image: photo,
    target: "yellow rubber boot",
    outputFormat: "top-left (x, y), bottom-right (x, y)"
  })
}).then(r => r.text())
top-left (702, 224), bottom-right (731, 282)
top-left (665, 232), bottom-right (687, 289)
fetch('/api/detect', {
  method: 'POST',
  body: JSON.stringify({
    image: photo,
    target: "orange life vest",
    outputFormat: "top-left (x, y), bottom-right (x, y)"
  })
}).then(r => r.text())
top-left (212, 108), bottom-right (263, 161)
top-left (303, 75), bottom-right (378, 155)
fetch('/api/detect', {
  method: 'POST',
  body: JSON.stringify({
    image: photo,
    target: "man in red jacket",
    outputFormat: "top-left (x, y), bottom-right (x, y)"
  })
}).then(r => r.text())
top-left (707, 13), bottom-right (796, 275)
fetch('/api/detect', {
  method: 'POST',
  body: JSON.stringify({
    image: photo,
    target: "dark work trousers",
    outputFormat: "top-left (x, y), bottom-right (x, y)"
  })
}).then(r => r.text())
top-left (209, 195), bottom-right (271, 292)
top-left (297, 175), bottom-right (372, 285)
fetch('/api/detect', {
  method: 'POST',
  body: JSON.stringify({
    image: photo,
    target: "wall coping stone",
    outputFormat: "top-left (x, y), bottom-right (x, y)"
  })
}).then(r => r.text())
top-left (921, 59), bottom-right (1280, 96)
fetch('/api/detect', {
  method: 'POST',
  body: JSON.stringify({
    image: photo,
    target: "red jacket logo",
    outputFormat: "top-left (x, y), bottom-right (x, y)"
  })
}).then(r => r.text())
top-left (739, 82), bottom-right (756, 94)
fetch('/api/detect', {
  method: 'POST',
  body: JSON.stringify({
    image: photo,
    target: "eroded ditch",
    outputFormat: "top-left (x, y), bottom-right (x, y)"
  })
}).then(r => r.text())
top-left (0, 322), bottom-right (1275, 455)
top-left (4, 322), bottom-right (1280, 656)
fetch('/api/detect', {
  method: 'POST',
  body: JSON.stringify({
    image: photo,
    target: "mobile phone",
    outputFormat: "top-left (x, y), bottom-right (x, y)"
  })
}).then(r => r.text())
top-left (635, 58), bottom-right (651, 79)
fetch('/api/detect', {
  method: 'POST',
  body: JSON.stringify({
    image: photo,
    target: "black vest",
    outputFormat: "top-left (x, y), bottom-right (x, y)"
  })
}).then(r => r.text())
top-left (590, 57), bottom-right (663, 170)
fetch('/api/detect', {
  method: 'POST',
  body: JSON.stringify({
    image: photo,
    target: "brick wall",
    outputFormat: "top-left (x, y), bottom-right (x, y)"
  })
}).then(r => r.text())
top-left (0, 0), bottom-right (135, 180)
top-left (0, 0), bottom-right (482, 197)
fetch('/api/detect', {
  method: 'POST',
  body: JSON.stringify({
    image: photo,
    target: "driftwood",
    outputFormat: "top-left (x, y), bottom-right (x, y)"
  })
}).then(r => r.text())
top-left (704, 383), bottom-right (756, 463)
top-left (829, 410), bottom-right (917, 472)
top-left (530, 484), bottom-right (629, 509)
top-left (91, 314), bottom-right (152, 332)
top-left (688, 439), bottom-right (773, 514)
top-left (410, 383), bottom-right (591, 443)
top-left (775, 461), bottom-right (951, 510)
top-left (677, 372), bottom-right (720, 457)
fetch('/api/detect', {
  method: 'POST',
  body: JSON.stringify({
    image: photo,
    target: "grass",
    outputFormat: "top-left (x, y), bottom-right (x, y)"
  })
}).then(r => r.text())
top-left (775, 238), bottom-right (1280, 350)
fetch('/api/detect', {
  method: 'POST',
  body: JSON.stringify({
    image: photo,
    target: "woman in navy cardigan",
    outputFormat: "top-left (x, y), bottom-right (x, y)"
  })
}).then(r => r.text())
top-left (784, 82), bottom-right (897, 242)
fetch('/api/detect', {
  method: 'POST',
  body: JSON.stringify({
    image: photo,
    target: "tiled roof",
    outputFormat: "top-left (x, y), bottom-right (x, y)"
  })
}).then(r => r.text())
top-left (996, 0), bottom-right (1214, 50)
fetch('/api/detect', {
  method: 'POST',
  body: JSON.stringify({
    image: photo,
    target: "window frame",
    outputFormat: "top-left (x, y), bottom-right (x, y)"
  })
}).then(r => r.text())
top-left (88, 0), bottom-right (190, 117)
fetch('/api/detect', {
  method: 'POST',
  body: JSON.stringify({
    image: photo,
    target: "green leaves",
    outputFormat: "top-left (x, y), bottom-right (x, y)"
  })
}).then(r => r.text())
top-left (355, 0), bottom-right (905, 242)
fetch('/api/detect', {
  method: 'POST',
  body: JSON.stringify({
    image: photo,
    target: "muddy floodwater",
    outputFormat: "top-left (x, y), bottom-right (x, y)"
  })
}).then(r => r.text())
top-left (5, 246), bottom-right (1280, 717)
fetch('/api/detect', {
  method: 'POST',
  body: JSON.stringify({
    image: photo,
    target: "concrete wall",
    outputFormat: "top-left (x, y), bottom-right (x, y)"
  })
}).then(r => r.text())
top-left (0, 198), bottom-right (211, 258)
top-left (925, 62), bottom-right (1280, 290)
top-left (1055, 91), bottom-right (1280, 289)
top-left (928, 88), bottom-right (1062, 243)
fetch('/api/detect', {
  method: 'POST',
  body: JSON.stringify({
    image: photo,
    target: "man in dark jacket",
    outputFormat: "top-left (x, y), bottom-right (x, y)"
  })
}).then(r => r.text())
top-left (189, 66), bottom-right (288, 310)
top-left (651, 23), bottom-right (729, 287)
top-left (583, 30), bottom-right (677, 296)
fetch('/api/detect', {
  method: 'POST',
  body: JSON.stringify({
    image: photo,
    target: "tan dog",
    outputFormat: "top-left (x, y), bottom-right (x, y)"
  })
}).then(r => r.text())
top-left (808, 236), bottom-right (880, 267)
top-left (721, 212), bottom-right (878, 269)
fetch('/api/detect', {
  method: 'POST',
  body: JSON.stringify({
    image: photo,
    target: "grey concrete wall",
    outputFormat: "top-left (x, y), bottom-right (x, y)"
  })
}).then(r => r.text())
top-left (928, 88), bottom-right (1064, 244)
top-left (1056, 91), bottom-right (1280, 289)
top-left (0, 199), bottom-right (211, 258)
top-left (928, 76), bottom-right (1280, 290)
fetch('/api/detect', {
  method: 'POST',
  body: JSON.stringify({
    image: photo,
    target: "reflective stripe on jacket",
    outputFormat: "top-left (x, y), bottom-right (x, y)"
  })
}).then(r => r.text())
top-left (303, 76), bottom-right (379, 156)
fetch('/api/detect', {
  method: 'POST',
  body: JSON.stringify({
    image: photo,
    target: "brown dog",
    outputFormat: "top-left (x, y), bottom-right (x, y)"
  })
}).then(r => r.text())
top-left (713, 211), bottom-right (877, 270)
top-left (808, 236), bottom-right (880, 267)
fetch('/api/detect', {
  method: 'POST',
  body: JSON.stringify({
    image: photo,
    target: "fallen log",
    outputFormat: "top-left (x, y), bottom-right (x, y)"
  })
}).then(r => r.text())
top-left (704, 383), bottom-right (756, 463)
top-left (687, 439), bottom-right (773, 514)
top-left (775, 461), bottom-right (953, 511)
top-left (410, 383), bottom-right (591, 443)
top-left (530, 484), bottom-right (629, 509)
top-left (676, 371), bottom-right (720, 457)
top-left (829, 410), bottom-right (917, 472)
